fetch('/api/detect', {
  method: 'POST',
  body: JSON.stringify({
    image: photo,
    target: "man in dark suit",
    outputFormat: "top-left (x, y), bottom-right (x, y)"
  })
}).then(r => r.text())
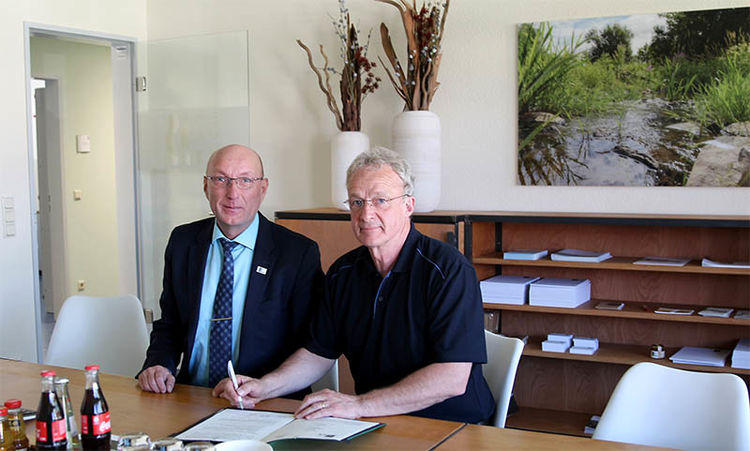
top-left (137, 144), bottom-right (324, 396)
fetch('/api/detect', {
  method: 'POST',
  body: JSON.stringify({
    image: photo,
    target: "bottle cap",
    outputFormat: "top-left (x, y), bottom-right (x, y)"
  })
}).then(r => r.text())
top-left (41, 370), bottom-right (56, 377)
top-left (4, 399), bottom-right (22, 409)
top-left (85, 364), bottom-right (100, 371)
top-left (0, 407), bottom-right (7, 416)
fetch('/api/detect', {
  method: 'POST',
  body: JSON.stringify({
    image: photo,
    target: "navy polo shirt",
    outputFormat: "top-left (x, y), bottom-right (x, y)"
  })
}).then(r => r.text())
top-left (306, 224), bottom-right (495, 424)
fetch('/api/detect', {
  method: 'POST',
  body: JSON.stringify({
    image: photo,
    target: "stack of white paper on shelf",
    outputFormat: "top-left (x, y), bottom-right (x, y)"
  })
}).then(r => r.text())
top-left (698, 307), bottom-right (734, 318)
top-left (570, 336), bottom-right (599, 355)
top-left (542, 333), bottom-right (572, 353)
top-left (529, 278), bottom-right (591, 308)
top-left (701, 258), bottom-right (750, 269)
top-left (731, 339), bottom-right (750, 369)
top-left (633, 256), bottom-right (690, 266)
top-left (669, 346), bottom-right (730, 367)
top-left (480, 275), bottom-right (540, 305)
top-left (502, 249), bottom-right (548, 260)
top-left (551, 248), bottom-right (612, 263)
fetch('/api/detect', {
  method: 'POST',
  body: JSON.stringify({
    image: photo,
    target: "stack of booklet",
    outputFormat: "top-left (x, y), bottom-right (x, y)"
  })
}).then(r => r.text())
top-left (550, 248), bottom-right (612, 263)
top-left (570, 336), bottom-right (599, 355)
top-left (633, 256), bottom-right (690, 266)
top-left (731, 339), bottom-right (750, 369)
top-left (480, 275), bottom-right (540, 305)
top-left (541, 333), bottom-right (573, 353)
top-left (701, 258), bottom-right (750, 269)
top-left (529, 278), bottom-right (591, 308)
top-left (502, 249), bottom-right (548, 260)
top-left (669, 346), bottom-right (730, 367)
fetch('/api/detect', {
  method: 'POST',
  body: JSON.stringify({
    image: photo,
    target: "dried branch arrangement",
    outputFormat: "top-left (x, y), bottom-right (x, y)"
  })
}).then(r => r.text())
top-left (376, 0), bottom-right (450, 111)
top-left (297, 1), bottom-right (380, 131)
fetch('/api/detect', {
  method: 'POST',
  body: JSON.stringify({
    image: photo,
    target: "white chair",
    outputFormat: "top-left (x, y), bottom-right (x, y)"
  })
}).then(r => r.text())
top-left (482, 330), bottom-right (525, 427)
top-left (311, 359), bottom-right (339, 392)
top-left (593, 361), bottom-right (750, 450)
top-left (45, 295), bottom-right (149, 377)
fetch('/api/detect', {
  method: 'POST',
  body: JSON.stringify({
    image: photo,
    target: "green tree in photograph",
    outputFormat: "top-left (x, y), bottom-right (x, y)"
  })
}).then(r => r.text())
top-left (641, 7), bottom-right (750, 61)
top-left (586, 24), bottom-right (633, 62)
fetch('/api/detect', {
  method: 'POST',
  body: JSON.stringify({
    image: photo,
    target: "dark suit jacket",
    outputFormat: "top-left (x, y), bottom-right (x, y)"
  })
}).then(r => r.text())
top-left (139, 213), bottom-right (324, 397)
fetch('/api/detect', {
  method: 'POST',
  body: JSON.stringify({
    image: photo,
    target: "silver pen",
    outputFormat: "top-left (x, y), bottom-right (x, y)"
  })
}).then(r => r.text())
top-left (227, 360), bottom-right (244, 409)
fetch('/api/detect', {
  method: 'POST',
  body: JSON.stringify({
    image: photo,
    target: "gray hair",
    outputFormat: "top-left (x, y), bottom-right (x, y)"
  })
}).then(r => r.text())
top-left (346, 147), bottom-right (415, 196)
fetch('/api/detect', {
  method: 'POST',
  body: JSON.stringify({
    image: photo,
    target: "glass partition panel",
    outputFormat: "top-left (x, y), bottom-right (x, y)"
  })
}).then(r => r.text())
top-left (137, 31), bottom-right (249, 318)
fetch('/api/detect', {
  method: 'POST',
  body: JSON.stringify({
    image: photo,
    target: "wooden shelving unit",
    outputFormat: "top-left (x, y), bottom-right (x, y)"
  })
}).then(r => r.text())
top-left (274, 209), bottom-right (750, 436)
top-left (468, 212), bottom-right (750, 436)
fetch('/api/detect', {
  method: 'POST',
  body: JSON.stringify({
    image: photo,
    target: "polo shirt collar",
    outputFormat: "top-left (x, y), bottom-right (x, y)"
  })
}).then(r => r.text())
top-left (211, 213), bottom-right (260, 250)
top-left (390, 222), bottom-right (419, 273)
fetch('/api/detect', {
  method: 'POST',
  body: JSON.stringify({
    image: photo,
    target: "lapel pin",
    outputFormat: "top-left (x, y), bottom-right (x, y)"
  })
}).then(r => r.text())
top-left (256, 266), bottom-right (268, 275)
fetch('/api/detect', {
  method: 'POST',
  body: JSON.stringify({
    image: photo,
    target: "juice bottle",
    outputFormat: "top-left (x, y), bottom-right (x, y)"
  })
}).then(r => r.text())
top-left (80, 364), bottom-right (111, 450)
top-left (35, 371), bottom-right (66, 450)
top-left (3, 399), bottom-right (29, 450)
top-left (1, 406), bottom-right (13, 451)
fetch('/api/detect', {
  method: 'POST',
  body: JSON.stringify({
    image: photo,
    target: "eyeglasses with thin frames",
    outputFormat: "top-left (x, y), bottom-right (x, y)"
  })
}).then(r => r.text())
top-left (205, 175), bottom-right (265, 189)
top-left (344, 194), bottom-right (409, 211)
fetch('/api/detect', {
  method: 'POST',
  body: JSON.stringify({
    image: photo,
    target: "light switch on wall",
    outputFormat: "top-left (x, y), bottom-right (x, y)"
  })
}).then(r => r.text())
top-left (2, 196), bottom-right (15, 237)
top-left (73, 189), bottom-right (83, 201)
top-left (76, 134), bottom-right (91, 153)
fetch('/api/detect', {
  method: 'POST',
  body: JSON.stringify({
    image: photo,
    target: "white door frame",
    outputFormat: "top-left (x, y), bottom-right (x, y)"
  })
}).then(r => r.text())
top-left (24, 22), bottom-right (142, 362)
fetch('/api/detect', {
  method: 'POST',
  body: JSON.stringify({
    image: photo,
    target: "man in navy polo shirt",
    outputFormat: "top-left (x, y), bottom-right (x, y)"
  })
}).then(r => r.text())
top-left (214, 147), bottom-right (494, 424)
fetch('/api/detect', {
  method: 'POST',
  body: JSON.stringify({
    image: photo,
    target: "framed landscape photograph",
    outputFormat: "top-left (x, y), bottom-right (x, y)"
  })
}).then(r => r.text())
top-left (517, 7), bottom-right (750, 186)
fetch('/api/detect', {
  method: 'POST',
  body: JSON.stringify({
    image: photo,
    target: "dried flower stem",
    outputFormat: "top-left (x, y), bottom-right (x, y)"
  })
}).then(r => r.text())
top-left (297, 1), bottom-right (380, 132)
top-left (376, 0), bottom-right (449, 111)
top-left (297, 40), bottom-right (345, 130)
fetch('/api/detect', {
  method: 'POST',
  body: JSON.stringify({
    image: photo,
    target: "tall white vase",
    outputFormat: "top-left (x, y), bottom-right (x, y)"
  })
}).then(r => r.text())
top-left (331, 131), bottom-right (370, 210)
top-left (392, 111), bottom-right (441, 212)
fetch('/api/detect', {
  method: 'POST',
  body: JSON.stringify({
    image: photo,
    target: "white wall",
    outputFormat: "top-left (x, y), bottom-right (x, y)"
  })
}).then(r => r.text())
top-left (147, 0), bottom-right (750, 218)
top-left (0, 0), bottom-right (146, 362)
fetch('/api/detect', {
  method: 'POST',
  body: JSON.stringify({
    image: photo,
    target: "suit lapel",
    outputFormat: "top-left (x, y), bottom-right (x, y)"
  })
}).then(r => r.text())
top-left (185, 219), bottom-right (213, 365)
top-left (237, 214), bottom-right (276, 369)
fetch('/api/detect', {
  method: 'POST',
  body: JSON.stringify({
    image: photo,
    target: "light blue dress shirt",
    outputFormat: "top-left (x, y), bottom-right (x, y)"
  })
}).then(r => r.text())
top-left (188, 215), bottom-right (259, 386)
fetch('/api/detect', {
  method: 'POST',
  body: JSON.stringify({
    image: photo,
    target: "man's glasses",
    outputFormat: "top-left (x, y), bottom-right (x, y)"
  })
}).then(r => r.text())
top-left (205, 175), bottom-right (264, 189)
top-left (344, 194), bottom-right (408, 211)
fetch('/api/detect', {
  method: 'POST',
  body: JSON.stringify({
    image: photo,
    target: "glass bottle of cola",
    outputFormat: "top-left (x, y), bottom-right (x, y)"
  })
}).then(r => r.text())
top-left (80, 364), bottom-right (111, 450)
top-left (36, 371), bottom-right (67, 450)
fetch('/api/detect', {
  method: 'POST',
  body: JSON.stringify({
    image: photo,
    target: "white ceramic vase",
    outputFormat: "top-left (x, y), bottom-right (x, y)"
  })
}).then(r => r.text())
top-left (331, 131), bottom-right (370, 210)
top-left (392, 110), bottom-right (441, 212)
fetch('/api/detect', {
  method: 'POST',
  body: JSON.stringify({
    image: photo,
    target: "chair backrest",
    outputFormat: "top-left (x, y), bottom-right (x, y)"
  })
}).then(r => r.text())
top-left (482, 330), bottom-right (525, 427)
top-left (593, 361), bottom-right (750, 450)
top-left (45, 295), bottom-right (149, 377)
top-left (311, 359), bottom-right (339, 392)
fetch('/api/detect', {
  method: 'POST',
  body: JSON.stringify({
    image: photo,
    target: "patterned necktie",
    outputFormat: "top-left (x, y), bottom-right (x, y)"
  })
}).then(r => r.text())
top-left (208, 238), bottom-right (238, 387)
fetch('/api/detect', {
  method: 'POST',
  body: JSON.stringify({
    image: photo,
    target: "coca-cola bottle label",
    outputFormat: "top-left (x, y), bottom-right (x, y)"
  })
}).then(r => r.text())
top-left (81, 412), bottom-right (111, 435)
top-left (36, 418), bottom-right (66, 442)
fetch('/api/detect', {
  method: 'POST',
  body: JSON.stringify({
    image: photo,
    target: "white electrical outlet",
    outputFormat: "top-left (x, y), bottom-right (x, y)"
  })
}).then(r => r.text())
top-left (77, 280), bottom-right (86, 291)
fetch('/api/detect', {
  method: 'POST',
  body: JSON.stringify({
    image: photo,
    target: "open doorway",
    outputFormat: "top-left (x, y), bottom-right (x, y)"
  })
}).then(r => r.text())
top-left (26, 25), bottom-right (140, 362)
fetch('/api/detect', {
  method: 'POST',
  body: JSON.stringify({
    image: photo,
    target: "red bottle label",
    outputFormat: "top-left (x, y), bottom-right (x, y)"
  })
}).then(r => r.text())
top-left (81, 411), bottom-right (111, 435)
top-left (36, 419), bottom-right (66, 442)
top-left (36, 421), bottom-right (47, 442)
top-left (52, 418), bottom-right (66, 441)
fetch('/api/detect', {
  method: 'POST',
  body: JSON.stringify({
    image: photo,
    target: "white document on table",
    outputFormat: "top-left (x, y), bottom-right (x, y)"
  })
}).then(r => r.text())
top-left (174, 408), bottom-right (383, 443)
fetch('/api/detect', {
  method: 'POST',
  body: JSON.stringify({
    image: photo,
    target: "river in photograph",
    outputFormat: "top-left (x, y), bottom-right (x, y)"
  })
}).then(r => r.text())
top-left (519, 98), bottom-right (707, 186)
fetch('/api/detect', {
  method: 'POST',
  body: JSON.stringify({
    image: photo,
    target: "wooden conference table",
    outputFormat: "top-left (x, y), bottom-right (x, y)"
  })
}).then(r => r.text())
top-left (1, 359), bottom-right (656, 450)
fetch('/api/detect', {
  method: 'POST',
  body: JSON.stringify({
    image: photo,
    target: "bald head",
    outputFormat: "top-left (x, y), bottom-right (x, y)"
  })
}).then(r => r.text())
top-left (206, 144), bottom-right (264, 178)
top-left (203, 144), bottom-right (268, 239)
